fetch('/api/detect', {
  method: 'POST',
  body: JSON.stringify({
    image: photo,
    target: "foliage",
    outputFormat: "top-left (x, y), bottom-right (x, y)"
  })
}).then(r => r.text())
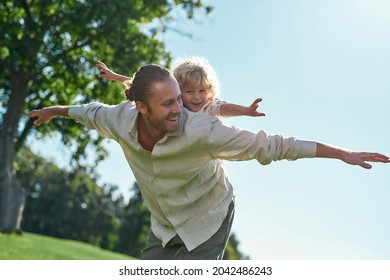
top-left (114, 182), bottom-right (150, 258)
top-left (0, 232), bottom-right (134, 260)
top-left (15, 148), bottom-right (149, 257)
top-left (224, 233), bottom-right (250, 260)
top-left (16, 147), bottom-right (125, 248)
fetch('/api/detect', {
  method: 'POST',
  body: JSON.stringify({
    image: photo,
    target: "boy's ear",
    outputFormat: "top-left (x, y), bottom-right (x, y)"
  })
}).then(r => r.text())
top-left (136, 101), bottom-right (148, 115)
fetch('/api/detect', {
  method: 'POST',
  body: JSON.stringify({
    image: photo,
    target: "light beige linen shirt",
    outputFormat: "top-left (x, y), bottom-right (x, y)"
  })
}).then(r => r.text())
top-left (68, 101), bottom-right (317, 251)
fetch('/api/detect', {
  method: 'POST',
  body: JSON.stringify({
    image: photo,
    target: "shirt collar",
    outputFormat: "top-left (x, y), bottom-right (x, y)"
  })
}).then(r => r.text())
top-left (128, 106), bottom-right (139, 138)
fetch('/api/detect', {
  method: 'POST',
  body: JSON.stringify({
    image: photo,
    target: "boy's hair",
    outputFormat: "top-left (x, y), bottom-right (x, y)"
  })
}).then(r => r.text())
top-left (172, 56), bottom-right (220, 100)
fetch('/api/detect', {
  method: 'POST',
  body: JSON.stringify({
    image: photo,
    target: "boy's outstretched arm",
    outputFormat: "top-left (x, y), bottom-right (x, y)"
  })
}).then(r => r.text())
top-left (315, 142), bottom-right (390, 169)
top-left (220, 98), bottom-right (265, 118)
top-left (96, 60), bottom-right (131, 84)
top-left (28, 106), bottom-right (70, 125)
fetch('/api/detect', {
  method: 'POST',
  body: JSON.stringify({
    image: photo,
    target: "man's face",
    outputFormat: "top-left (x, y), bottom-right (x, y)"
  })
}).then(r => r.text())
top-left (140, 78), bottom-right (183, 135)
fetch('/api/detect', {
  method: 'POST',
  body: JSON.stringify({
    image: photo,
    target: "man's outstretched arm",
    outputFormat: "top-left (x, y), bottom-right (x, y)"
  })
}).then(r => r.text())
top-left (28, 106), bottom-right (70, 125)
top-left (315, 142), bottom-right (390, 169)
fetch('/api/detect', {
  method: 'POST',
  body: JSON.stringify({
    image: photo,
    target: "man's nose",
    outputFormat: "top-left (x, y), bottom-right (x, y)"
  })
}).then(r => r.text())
top-left (173, 100), bottom-right (182, 114)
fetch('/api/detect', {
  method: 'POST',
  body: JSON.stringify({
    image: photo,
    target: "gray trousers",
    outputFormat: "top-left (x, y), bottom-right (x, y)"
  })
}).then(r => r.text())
top-left (141, 200), bottom-right (235, 260)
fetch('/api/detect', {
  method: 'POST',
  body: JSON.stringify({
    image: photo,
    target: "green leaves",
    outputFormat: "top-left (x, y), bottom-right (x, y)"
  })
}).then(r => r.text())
top-left (0, 47), bottom-right (9, 60)
top-left (17, 147), bottom-right (125, 248)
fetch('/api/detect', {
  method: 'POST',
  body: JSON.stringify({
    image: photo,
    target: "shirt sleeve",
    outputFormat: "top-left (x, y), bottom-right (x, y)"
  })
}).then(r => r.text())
top-left (68, 102), bottom-right (118, 140)
top-left (200, 98), bottom-right (228, 117)
top-left (207, 120), bottom-right (317, 164)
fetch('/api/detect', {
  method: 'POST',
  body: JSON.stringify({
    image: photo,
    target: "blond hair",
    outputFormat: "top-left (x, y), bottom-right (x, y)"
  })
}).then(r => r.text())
top-left (172, 56), bottom-right (220, 100)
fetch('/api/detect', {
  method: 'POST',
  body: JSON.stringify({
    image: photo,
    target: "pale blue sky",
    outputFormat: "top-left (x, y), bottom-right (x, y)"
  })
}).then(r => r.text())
top-left (31, 0), bottom-right (390, 259)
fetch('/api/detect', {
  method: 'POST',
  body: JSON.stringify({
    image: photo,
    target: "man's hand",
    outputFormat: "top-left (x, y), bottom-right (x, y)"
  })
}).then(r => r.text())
top-left (28, 106), bottom-right (69, 125)
top-left (342, 151), bottom-right (390, 169)
top-left (316, 142), bottom-right (390, 169)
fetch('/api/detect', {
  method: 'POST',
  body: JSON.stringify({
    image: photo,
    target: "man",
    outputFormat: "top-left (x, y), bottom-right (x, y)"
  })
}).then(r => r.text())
top-left (29, 64), bottom-right (389, 259)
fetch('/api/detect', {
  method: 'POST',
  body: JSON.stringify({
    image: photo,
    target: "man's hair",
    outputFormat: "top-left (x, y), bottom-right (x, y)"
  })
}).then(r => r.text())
top-left (173, 56), bottom-right (220, 99)
top-left (125, 64), bottom-right (175, 103)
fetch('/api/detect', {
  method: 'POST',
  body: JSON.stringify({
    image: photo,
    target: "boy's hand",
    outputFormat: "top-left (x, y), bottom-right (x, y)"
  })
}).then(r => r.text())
top-left (248, 98), bottom-right (266, 117)
top-left (96, 60), bottom-right (131, 84)
top-left (96, 60), bottom-right (117, 81)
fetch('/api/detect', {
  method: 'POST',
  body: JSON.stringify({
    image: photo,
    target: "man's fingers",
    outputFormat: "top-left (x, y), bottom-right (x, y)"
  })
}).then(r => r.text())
top-left (28, 110), bottom-right (39, 118)
top-left (361, 162), bottom-right (372, 169)
top-left (372, 155), bottom-right (390, 163)
top-left (364, 153), bottom-right (390, 162)
top-left (28, 111), bottom-right (41, 125)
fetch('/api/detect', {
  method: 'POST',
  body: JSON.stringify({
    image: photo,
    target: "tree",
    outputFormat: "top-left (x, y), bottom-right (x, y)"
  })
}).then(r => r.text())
top-left (0, 0), bottom-right (212, 232)
top-left (16, 147), bottom-right (124, 248)
top-left (115, 182), bottom-right (150, 258)
top-left (223, 233), bottom-right (250, 260)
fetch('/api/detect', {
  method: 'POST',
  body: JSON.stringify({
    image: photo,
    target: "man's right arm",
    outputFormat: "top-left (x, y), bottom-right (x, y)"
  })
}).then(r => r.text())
top-left (29, 102), bottom-right (132, 141)
top-left (29, 106), bottom-right (70, 125)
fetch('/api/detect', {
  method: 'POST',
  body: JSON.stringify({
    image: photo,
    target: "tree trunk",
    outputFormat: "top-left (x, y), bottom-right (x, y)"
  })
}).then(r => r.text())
top-left (0, 134), bottom-right (26, 233)
top-left (0, 71), bottom-right (31, 233)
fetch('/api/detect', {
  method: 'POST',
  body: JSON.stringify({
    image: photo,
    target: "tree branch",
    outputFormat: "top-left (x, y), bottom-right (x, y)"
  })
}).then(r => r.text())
top-left (15, 118), bottom-right (34, 153)
top-left (20, 0), bottom-right (36, 31)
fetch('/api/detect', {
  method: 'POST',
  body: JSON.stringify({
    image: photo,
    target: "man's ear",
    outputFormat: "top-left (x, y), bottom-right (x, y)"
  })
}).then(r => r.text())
top-left (136, 101), bottom-right (148, 115)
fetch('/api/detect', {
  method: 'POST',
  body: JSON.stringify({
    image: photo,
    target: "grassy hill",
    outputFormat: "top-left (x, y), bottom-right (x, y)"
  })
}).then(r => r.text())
top-left (0, 232), bottom-right (135, 260)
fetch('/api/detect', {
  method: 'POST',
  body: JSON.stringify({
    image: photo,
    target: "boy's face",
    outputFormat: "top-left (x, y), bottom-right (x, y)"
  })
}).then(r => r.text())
top-left (180, 84), bottom-right (212, 112)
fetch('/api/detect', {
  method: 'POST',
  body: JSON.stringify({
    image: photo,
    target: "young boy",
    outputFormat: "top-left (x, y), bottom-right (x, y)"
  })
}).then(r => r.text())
top-left (96, 57), bottom-right (265, 118)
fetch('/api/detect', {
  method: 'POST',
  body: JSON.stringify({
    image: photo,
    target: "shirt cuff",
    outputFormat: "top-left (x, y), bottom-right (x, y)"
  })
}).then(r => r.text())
top-left (68, 105), bottom-right (86, 122)
top-left (299, 140), bottom-right (317, 158)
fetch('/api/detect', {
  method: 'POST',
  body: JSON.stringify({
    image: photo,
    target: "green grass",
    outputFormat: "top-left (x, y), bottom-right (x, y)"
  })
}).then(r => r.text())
top-left (0, 232), bottom-right (135, 260)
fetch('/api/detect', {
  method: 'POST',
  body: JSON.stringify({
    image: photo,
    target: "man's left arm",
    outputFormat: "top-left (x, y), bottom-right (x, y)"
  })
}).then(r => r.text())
top-left (207, 121), bottom-right (389, 168)
top-left (207, 121), bottom-right (316, 164)
top-left (315, 142), bottom-right (390, 169)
